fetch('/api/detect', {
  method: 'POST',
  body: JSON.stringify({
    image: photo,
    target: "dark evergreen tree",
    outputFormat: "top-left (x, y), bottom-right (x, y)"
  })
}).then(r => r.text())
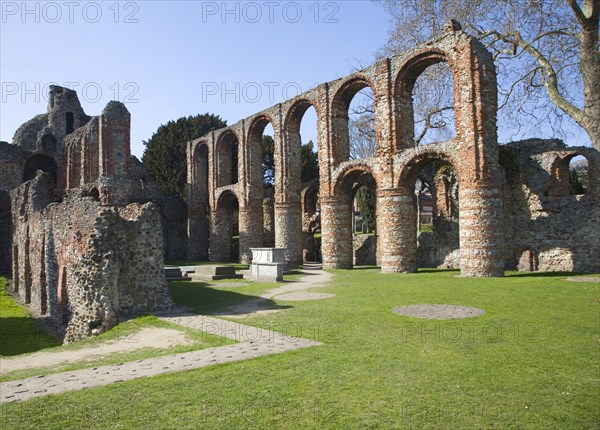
top-left (301, 140), bottom-right (319, 183)
top-left (142, 113), bottom-right (226, 197)
top-left (355, 186), bottom-right (375, 232)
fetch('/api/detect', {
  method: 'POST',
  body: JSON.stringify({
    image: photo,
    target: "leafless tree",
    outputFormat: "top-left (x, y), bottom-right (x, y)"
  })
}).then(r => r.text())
top-left (375, 0), bottom-right (599, 150)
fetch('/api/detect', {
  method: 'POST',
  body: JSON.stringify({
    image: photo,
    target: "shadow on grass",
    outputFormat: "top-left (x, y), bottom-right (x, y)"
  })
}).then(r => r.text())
top-left (0, 317), bottom-right (60, 356)
top-left (504, 271), bottom-right (581, 278)
top-left (417, 268), bottom-right (460, 274)
top-left (168, 281), bottom-right (291, 315)
top-left (165, 261), bottom-right (249, 271)
top-left (352, 266), bottom-right (380, 270)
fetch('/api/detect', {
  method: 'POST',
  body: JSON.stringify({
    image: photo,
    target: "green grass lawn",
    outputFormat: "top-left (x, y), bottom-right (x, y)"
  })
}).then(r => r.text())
top-left (0, 278), bottom-right (234, 382)
top-left (1, 270), bottom-right (599, 429)
top-left (0, 277), bottom-right (60, 356)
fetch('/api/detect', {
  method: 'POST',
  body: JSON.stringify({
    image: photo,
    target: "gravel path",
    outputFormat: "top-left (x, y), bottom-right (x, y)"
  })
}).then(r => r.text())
top-left (0, 311), bottom-right (321, 403)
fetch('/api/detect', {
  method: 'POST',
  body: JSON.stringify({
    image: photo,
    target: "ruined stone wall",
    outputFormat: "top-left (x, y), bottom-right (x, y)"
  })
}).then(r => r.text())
top-left (353, 234), bottom-right (376, 266)
top-left (501, 139), bottom-right (600, 273)
top-left (10, 172), bottom-right (173, 343)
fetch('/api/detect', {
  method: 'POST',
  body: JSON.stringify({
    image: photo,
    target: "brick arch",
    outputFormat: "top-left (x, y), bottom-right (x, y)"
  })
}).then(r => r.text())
top-left (191, 139), bottom-right (211, 163)
top-left (247, 114), bottom-right (275, 143)
top-left (330, 75), bottom-right (379, 165)
top-left (215, 129), bottom-right (239, 187)
top-left (550, 150), bottom-right (595, 197)
top-left (192, 140), bottom-right (210, 185)
top-left (321, 163), bottom-right (378, 270)
top-left (332, 162), bottom-right (380, 197)
top-left (397, 148), bottom-right (460, 189)
top-left (284, 98), bottom-right (320, 137)
top-left (393, 48), bottom-right (454, 150)
top-left (192, 140), bottom-right (210, 208)
top-left (214, 187), bottom-right (240, 210)
top-left (247, 114), bottom-right (275, 191)
top-left (188, 139), bottom-right (211, 261)
top-left (280, 98), bottom-right (321, 198)
top-left (301, 181), bottom-right (319, 215)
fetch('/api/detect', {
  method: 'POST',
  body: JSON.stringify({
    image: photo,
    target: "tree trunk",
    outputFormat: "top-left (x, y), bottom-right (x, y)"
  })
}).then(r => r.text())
top-left (576, 0), bottom-right (600, 150)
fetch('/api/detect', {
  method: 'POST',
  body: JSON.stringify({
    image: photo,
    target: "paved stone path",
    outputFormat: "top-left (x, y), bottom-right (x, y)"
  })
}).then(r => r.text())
top-left (0, 312), bottom-right (321, 403)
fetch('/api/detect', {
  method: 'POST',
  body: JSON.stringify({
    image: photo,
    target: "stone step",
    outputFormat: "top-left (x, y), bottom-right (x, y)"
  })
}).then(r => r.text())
top-left (189, 273), bottom-right (243, 281)
top-left (195, 265), bottom-right (237, 276)
top-left (164, 267), bottom-right (183, 279)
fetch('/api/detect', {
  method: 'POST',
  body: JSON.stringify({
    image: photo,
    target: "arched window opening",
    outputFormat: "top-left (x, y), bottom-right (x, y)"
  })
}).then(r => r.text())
top-left (302, 185), bottom-right (320, 262)
top-left (300, 106), bottom-right (319, 183)
top-left (262, 123), bottom-right (275, 188)
top-left (23, 154), bottom-right (58, 185)
top-left (214, 192), bottom-right (239, 262)
top-left (353, 185), bottom-right (376, 235)
top-left (413, 62), bottom-right (455, 145)
top-left (332, 169), bottom-right (378, 267)
top-left (286, 101), bottom-right (320, 263)
top-left (194, 144), bottom-right (209, 205)
top-left (216, 132), bottom-right (239, 187)
top-left (404, 157), bottom-right (459, 269)
top-left (331, 79), bottom-right (377, 165)
top-left (568, 155), bottom-right (588, 195)
top-left (348, 87), bottom-right (376, 160)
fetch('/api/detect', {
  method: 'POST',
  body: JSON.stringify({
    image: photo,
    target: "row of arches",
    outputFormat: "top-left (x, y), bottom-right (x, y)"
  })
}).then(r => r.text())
top-left (192, 53), bottom-right (458, 195)
top-left (187, 30), bottom-right (510, 276)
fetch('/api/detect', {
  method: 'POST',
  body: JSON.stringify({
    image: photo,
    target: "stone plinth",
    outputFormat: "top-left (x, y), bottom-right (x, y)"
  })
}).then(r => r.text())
top-left (250, 248), bottom-right (285, 282)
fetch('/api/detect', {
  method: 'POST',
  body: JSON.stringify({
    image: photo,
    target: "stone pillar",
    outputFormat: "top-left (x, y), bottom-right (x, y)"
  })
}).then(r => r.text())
top-left (239, 200), bottom-right (263, 264)
top-left (99, 101), bottom-right (130, 178)
top-left (263, 193), bottom-right (275, 247)
top-left (378, 187), bottom-right (417, 273)
top-left (459, 184), bottom-right (505, 277)
top-left (187, 216), bottom-right (209, 261)
top-left (274, 202), bottom-right (303, 267)
top-left (320, 196), bottom-right (353, 269)
top-left (209, 211), bottom-right (231, 262)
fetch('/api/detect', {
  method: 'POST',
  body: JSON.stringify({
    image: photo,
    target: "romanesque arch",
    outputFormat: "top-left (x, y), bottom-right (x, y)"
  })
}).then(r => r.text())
top-left (216, 130), bottom-right (239, 187)
top-left (396, 148), bottom-right (461, 271)
top-left (189, 141), bottom-right (210, 260)
top-left (394, 48), bottom-right (454, 150)
top-left (211, 190), bottom-right (239, 262)
top-left (330, 76), bottom-right (380, 165)
top-left (320, 164), bottom-right (380, 269)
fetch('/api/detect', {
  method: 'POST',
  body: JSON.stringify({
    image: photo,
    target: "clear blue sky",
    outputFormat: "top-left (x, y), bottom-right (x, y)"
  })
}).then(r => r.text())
top-left (1, 1), bottom-right (391, 157)
top-left (1, 1), bottom-right (590, 158)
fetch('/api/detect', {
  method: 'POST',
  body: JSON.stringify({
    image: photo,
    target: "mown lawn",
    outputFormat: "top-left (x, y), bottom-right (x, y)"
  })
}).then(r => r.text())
top-left (1, 270), bottom-right (598, 429)
top-left (0, 278), bottom-right (234, 382)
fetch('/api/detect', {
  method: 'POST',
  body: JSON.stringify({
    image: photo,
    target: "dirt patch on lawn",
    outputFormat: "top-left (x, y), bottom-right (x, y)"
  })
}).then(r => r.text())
top-left (393, 304), bottom-right (485, 320)
top-left (275, 292), bottom-right (335, 301)
top-left (0, 327), bottom-right (193, 374)
top-left (565, 277), bottom-right (600, 283)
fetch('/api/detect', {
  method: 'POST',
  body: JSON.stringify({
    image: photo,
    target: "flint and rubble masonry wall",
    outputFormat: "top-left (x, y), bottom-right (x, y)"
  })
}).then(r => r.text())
top-left (11, 172), bottom-right (173, 343)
